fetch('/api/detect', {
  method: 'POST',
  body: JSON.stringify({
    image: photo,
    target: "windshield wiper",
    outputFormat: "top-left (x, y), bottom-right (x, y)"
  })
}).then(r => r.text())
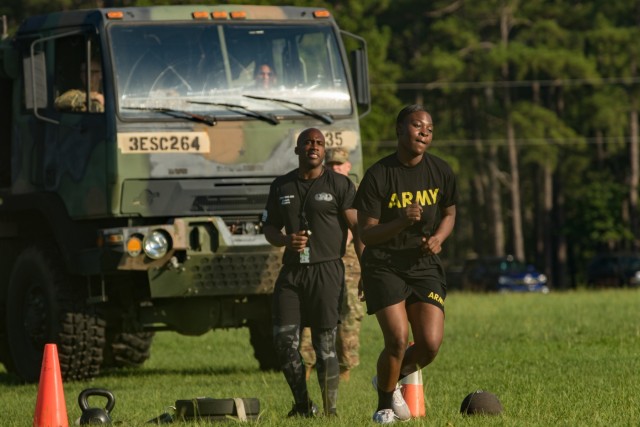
top-left (243, 94), bottom-right (334, 124)
top-left (187, 101), bottom-right (279, 125)
top-left (124, 106), bottom-right (217, 126)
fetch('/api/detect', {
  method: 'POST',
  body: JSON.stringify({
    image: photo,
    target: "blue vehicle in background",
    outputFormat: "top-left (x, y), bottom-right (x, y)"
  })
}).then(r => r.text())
top-left (461, 255), bottom-right (550, 293)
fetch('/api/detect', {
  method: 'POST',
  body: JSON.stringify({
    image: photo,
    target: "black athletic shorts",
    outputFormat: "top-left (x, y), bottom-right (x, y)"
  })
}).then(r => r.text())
top-left (362, 249), bottom-right (446, 315)
top-left (272, 259), bottom-right (345, 329)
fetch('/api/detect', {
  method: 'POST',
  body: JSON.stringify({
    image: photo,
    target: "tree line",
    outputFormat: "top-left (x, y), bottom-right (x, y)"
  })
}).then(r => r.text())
top-left (4, 0), bottom-right (639, 287)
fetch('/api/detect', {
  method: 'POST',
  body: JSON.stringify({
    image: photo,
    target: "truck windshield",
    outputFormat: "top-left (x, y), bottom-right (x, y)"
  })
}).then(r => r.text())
top-left (109, 22), bottom-right (352, 120)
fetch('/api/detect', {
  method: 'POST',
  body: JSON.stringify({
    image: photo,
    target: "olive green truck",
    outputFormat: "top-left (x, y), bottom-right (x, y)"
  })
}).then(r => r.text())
top-left (0, 5), bottom-right (369, 382)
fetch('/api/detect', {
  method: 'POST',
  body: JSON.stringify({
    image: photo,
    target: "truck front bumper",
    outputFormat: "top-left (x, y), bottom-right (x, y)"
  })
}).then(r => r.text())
top-left (99, 216), bottom-right (282, 298)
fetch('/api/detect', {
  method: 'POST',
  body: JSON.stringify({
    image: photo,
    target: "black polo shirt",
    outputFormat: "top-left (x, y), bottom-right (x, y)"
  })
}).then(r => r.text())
top-left (263, 168), bottom-right (356, 265)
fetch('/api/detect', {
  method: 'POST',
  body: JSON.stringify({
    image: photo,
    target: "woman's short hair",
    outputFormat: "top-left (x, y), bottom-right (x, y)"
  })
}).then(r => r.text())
top-left (396, 104), bottom-right (428, 127)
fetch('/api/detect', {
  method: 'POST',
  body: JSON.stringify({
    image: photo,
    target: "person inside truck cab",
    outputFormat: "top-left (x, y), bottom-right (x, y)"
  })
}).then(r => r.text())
top-left (54, 59), bottom-right (104, 113)
top-left (252, 63), bottom-right (278, 91)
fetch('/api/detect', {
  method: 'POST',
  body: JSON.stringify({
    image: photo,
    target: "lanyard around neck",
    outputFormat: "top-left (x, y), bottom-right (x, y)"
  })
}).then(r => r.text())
top-left (295, 167), bottom-right (324, 231)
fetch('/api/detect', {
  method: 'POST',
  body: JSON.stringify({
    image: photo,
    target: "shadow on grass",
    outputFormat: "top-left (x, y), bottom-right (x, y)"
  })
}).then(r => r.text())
top-left (0, 365), bottom-right (278, 385)
top-left (0, 372), bottom-right (27, 385)
top-left (101, 365), bottom-right (276, 379)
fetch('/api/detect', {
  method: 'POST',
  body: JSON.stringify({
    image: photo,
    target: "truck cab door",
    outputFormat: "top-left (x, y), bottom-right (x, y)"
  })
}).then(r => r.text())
top-left (21, 31), bottom-right (108, 216)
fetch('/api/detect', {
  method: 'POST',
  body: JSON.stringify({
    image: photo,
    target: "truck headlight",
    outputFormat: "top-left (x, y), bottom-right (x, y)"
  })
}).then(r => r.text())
top-left (143, 230), bottom-right (171, 259)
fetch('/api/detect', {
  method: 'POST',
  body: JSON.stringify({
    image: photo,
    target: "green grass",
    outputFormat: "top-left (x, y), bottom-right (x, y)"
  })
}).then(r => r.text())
top-left (2, 289), bottom-right (639, 426)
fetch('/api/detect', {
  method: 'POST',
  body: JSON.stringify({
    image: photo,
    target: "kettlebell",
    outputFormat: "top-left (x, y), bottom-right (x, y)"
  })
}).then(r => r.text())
top-left (78, 388), bottom-right (115, 425)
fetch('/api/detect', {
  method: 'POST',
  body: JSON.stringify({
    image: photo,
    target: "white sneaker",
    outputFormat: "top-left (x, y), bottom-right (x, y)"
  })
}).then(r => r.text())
top-left (372, 409), bottom-right (397, 424)
top-left (372, 376), bottom-right (412, 421)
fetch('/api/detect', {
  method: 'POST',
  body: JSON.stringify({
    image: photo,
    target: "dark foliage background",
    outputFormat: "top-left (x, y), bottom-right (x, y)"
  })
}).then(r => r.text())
top-left (4, 0), bottom-right (640, 287)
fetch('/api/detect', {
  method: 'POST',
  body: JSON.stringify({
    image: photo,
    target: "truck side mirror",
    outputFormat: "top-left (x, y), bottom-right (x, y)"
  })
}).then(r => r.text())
top-left (341, 30), bottom-right (370, 118)
top-left (23, 51), bottom-right (49, 111)
top-left (351, 48), bottom-right (370, 112)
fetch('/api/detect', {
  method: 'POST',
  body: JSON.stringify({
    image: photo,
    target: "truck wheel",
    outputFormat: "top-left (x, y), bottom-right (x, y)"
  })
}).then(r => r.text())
top-left (248, 318), bottom-right (280, 371)
top-left (103, 331), bottom-right (154, 368)
top-left (0, 332), bottom-right (15, 374)
top-left (6, 245), bottom-right (106, 382)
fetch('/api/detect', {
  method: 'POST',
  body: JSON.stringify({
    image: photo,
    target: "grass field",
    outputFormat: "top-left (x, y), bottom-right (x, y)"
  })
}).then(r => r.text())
top-left (1, 289), bottom-right (638, 426)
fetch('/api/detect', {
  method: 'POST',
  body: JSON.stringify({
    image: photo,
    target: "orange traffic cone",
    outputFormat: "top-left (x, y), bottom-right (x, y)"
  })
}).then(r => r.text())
top-left (33, 343), bottom-right (69, 427)
top-left (400, 369), bottom-right (425, 418)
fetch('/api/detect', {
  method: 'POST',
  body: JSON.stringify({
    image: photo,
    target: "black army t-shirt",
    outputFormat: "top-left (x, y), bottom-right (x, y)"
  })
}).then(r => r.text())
top-left (263, 168), bottom-right (356, 265)
top-left (354, 152), bottom-right (457, 257)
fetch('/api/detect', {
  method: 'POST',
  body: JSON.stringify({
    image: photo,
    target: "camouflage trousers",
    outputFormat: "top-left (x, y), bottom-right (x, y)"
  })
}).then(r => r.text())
top-left (300, 245), bottom-right (363, 374)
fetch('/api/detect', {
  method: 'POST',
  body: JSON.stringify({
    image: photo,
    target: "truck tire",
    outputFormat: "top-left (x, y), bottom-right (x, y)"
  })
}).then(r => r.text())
top-left (102, 331), bottom-right (154, 368)
top-left (0, 333), bottom-right (15, 373)
top-left (248, 318), bottom-right (279, 371)
top-left (6, 244), bottom-right (106, 382)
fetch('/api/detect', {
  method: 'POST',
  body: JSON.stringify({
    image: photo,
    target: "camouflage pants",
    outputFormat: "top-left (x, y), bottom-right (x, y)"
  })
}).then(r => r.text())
top-left (274, 324), bottom-right (339, 414)
top-left (300, 245), bottom-right (363, 373)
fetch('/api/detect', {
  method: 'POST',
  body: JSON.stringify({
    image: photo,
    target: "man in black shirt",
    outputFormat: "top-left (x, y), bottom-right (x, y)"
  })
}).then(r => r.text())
top-left (262, 128), bottom-right (361, 417)
top-left (354, 105), bottom-right (457, 424)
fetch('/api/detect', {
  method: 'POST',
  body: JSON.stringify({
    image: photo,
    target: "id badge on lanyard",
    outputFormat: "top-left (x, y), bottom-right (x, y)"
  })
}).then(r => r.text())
top-left (296, 169), bottom-right (323, 264)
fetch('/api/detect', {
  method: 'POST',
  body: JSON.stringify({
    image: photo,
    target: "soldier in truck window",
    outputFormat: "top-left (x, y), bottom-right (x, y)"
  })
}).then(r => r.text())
top-left (55, 59), bottom-right (104, 113)
top-left (252, 63), bottom-right (278, 91)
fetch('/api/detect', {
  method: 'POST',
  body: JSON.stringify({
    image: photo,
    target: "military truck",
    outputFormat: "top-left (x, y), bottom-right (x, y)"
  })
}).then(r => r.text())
top-left (0, 5), bottom-right (369, 382)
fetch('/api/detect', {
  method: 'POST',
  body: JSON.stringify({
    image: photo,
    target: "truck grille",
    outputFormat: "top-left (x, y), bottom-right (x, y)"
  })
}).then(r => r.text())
top-left (190, 253), bottom-right (281, 292)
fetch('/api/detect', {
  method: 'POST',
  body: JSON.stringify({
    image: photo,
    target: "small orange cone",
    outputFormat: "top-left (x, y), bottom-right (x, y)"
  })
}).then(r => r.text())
top-left (33, 343), bottom-right (69, 427)
top-left (400, 369), bottom-right (425, 418)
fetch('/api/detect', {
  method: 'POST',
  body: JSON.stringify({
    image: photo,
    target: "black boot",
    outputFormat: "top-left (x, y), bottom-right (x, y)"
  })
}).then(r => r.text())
top-left (287, 400), bottom-right (319, 417)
